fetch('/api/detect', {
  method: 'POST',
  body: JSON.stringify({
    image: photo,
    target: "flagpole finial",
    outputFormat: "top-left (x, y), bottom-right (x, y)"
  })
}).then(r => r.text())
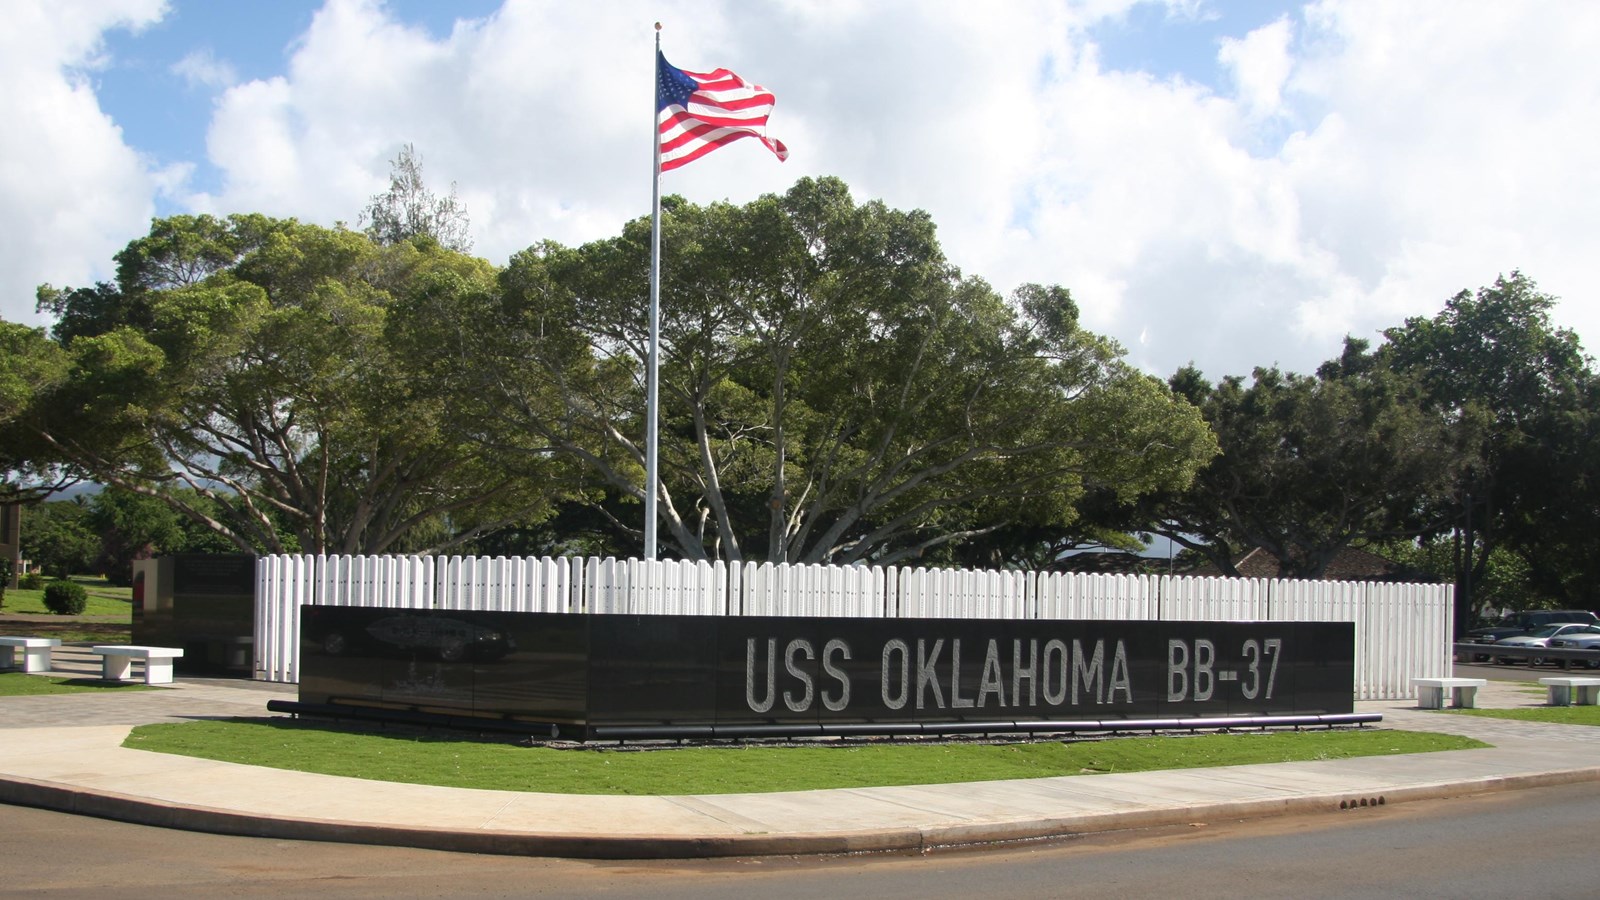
top-left (654, 22), bottom-right (661, 31)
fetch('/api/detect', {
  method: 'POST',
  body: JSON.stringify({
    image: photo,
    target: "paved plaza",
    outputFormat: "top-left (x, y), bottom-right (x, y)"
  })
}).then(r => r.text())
top-left (0, 648), bottom-right (1594, 859)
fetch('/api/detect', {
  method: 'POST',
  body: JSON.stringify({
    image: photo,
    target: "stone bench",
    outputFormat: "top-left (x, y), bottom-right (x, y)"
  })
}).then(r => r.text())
top-left (1538, 676), bottom-right (1600, 707)
top-left (1413, 677), bottom-right (1487, 709)
top-left (0, 637), bottom-right (62, 674)
top-left (90, 645), bottom-right (184, 685)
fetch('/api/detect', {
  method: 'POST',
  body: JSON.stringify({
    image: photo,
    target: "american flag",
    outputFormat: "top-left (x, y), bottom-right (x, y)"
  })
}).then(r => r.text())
top-left (656, 51), bottom-right (788, 172)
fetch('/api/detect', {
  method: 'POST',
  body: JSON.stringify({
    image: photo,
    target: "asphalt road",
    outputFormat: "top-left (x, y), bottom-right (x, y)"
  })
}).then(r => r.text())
top-left (2, 781), bottom-right (1597, 898)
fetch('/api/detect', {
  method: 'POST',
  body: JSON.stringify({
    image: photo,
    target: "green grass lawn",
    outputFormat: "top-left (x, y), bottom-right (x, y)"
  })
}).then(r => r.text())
top-left (123, 721), bottom-right (1485, 795)
top-left (1, 576), bottom-right (132, 617)
top-left (1447, 706), bottom-right (1600, 726)
top-left (0, 673), bottom-right (152, 695)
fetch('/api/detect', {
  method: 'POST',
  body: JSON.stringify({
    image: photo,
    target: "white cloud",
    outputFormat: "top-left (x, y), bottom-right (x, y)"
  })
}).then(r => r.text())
top-left (171, 47), bottom-right (237, 89)
top-left (12, 0), bottom-right (1600, 386)
top-left (0, 0), bottom-right (168, 325)
top-left (186, 0), bottom-right (660, 243)
top-left (960, 0), bottom-right (1600, 379)
top-left (183, 0), bottom-right (1114, 267)
top-left (1219, 16), bottom-right (1293, 120)
top-left (1274, 0), bottom-right (1600, 366)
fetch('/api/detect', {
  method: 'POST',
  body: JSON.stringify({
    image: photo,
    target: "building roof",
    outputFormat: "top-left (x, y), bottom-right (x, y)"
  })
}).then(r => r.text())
top-left (1190, 545), bottom-right (1437, 582)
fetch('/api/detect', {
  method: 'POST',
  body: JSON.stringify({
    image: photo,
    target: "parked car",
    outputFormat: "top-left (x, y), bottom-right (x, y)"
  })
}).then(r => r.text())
top-left (1463, 610), bottom-right (1600, 661)
top-left (1466, 610), bottom-right (1600, 644)
top-left (1545, 632), bottom-right (1600, 669)
top-left (1491, 623), bottom-right (1600, 666)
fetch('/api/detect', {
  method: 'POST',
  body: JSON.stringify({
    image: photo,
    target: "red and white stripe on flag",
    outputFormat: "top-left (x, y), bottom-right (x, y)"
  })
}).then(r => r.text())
top-left (657, 53), bottom-right (788, 172)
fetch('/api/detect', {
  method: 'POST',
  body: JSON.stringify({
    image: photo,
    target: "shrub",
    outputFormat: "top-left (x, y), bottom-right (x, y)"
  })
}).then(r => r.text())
top-left (42, 580), bottom-right (87, 615)
top-left (18, 573), bottom-right (44, 590)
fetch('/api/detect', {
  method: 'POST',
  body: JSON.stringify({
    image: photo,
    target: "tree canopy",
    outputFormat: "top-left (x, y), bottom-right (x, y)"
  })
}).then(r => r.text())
top-left (1135, 271), bottom-right (1598, 629)
top-left (1135, 339), bottom-right (1470, 578)
top-left (20, 498), bottom-right (96, 578)
top-left (0, 322), bottom-right (75, 503)
top-left (11, 175), bottom-right (1594, 607)
top-left (18, 214), bottom-right (563, 555)
top-left (1380, 272), bottom-right (1596, 623)
top-left (358, 144), bottom-right (473, 253)
top-left (457, 177), bottom-right (1216, 564)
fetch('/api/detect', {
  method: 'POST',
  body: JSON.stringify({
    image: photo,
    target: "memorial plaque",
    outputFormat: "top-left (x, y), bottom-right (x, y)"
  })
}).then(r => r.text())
top-left (296, 608), bottom-right (1356, 740)
top-left (132, 554), bottom-right (256, 674)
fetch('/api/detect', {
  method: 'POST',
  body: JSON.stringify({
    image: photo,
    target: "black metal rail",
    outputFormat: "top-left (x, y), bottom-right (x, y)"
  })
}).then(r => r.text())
top-left (266, 698), bottom-right (1380, 742)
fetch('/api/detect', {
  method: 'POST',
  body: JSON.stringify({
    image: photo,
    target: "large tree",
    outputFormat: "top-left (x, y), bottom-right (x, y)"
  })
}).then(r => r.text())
top-left (1510, 372), bottom-right (1600, 607)
top-left (358, 144), bottom-right (473, 253)
top-left (1381, 272), bottom-right (1594, 626)
top-left (459, 177), bottom-right (1216, 564)
top-left (24, 215), bottom-right (562, 555)
top-left (88, 487), bottom-right (185, 585)
top-left (19, 498), bottom-right (98, 578)
top-left (1139, 339), bottom-right (1470, 578)
top-left (0, 322), bottom-right (77, 504)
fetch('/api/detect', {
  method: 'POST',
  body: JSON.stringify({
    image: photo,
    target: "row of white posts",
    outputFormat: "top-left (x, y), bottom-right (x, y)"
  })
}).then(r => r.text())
top-left (254, 554), bottom-right (1455, 700)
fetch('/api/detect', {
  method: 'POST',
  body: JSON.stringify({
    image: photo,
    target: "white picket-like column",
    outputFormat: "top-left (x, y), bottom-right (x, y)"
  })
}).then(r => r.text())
top-left (546, 556), bottom-right (565, 614)
top-left (767, 563), bottom-right (786, 617)
top-left (628, 557), bottom-right (647, 615)
top-left (582, 555), bottom-right (597, 613)
top-left (315, 554), bottom-right (333, 607)
top-left (1036, 570), bottom-right (1059, 620)
top-left (694, 559), bottom-right (716, 615)
top-left (657, 558), bottom-right (674, 615)
top-left (530, 555), bottom-right (548, 613)
top-left (393, 555), bottom-right (411, 608)
top-left (897, 567), bottom-right (918, 619)
top-left (504, 556), bottom-right (521, 611)
top-left (449, 555), bottom-right (467, 611)
top-left (373, 555), bottom-right (389, 608)
top-left (658, 559), bottom-right (676, 615)
top-left (608, 554), bottom-right (627, 614)
top-left (253, 556), bottom-right (276, 681)
top-left (608, 557), bottom-right (630, 615)
top-left (287, 553), bottom-right (313, 683)
top-left (909, 567), bottom-right (929, 618)
top-left (770, 563), bottom-right (789, 617)
top-left (794, 563), bottom-right (811, 618)
top-left (249, 551), bottom-right (1450, 699)
top-left (760, 561), bottom-right (778, 617)
top-left (485, 555), bottom-right (502, 611)
top-left (681, 559), bottom-right (696, 614)
top-left (590, 557), bottom-right (610, 614)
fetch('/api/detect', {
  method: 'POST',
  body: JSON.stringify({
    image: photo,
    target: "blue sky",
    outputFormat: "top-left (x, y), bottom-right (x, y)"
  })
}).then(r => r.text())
top-left (7, 0), bottom-right (1599, 382)
top-left (1095, 2), bottom-right (1270, 77)
top-left (95, 2), bottom-right (1300, 216)
top-left (92, 1), bottom-right (507, 199)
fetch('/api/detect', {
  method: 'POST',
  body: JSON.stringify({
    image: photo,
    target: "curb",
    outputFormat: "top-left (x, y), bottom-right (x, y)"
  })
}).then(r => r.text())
top-left (6, 765), bottom-right (1600, 859)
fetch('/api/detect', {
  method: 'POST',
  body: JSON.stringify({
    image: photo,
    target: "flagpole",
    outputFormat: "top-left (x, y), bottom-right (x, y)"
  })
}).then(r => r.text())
top-left (644, 23), bottom-right (663, 561)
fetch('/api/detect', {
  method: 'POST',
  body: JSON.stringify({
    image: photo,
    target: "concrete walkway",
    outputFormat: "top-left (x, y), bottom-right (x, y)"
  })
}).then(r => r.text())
top-left (1, 649), bottom-right (1595, 859)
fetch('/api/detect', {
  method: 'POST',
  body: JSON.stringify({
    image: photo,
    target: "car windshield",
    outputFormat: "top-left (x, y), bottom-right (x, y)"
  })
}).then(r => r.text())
top-left (1528, 625), bottom-right (1566, 638)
